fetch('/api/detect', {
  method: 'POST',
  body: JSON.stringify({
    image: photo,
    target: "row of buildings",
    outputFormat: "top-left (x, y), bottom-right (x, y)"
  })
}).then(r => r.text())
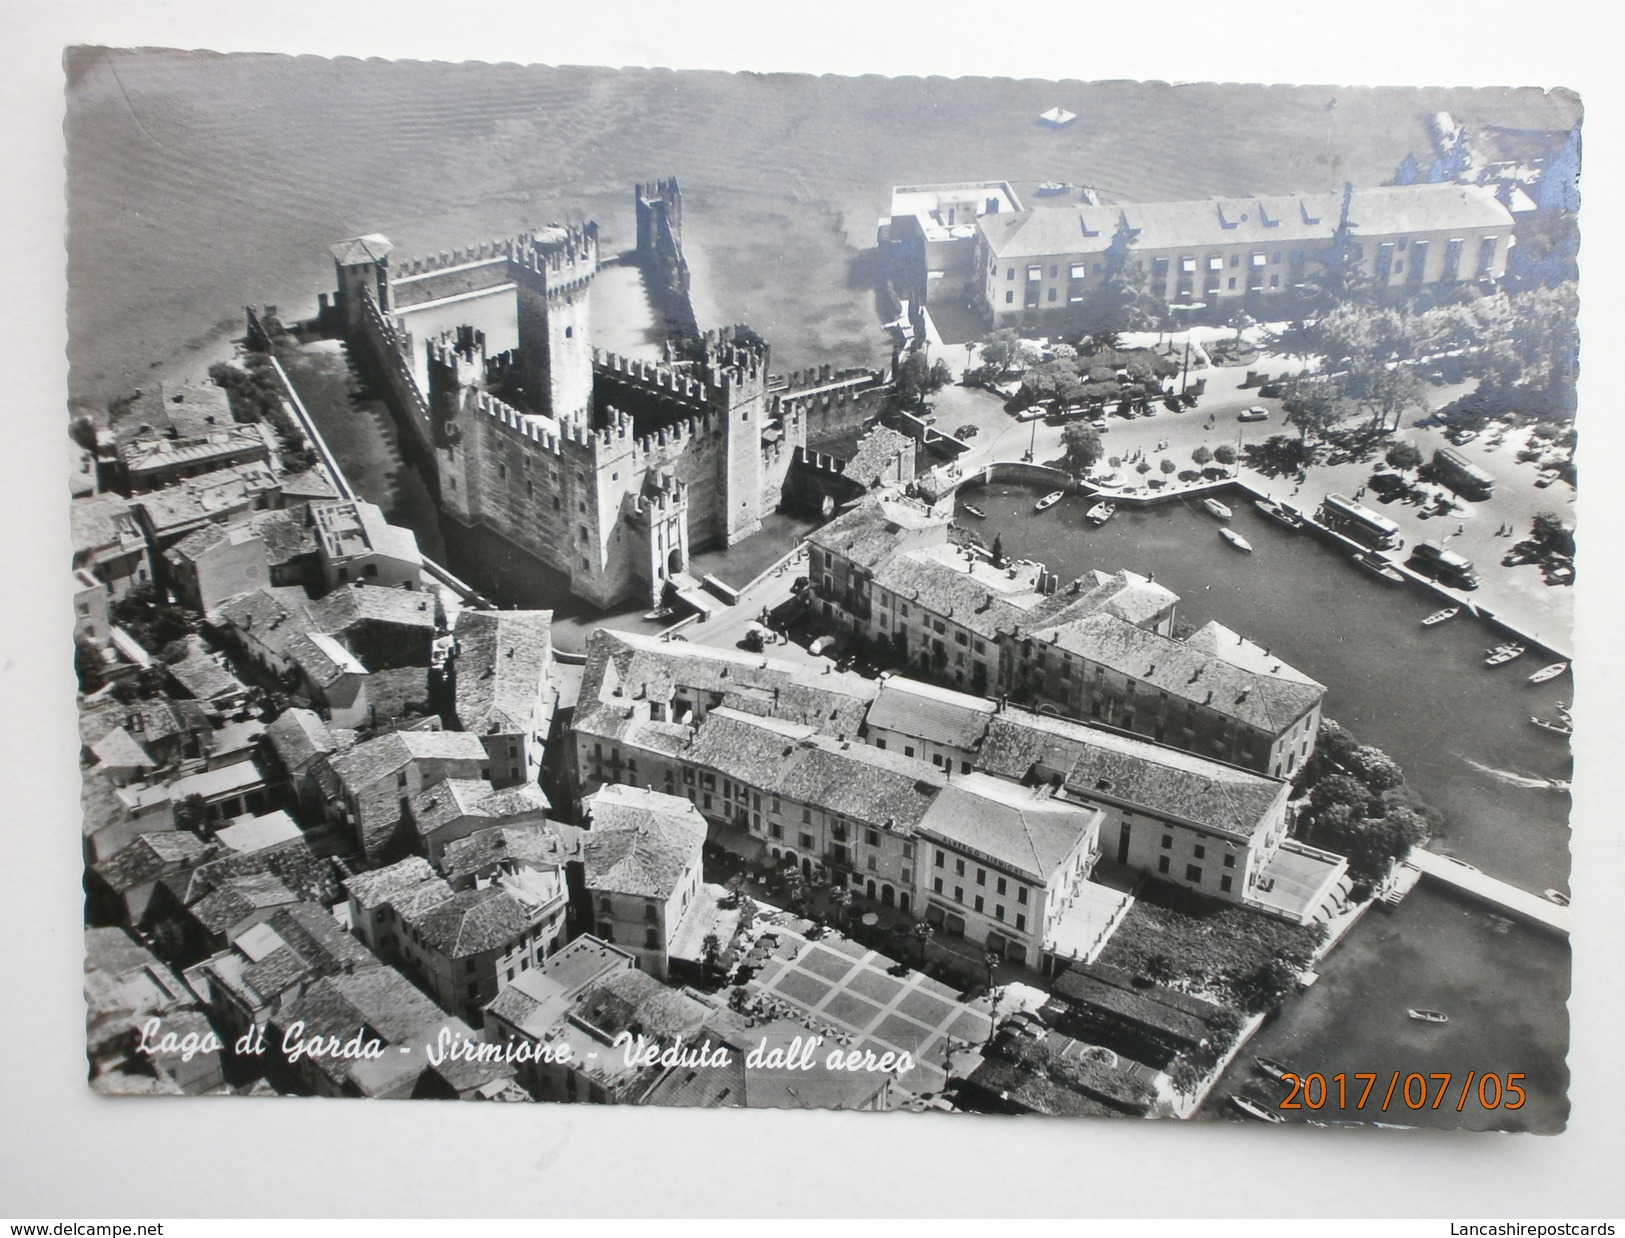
top-left (880, 178), bottom-right (1518, 330)
top-left (569, 627), bottom-right (1351, 975)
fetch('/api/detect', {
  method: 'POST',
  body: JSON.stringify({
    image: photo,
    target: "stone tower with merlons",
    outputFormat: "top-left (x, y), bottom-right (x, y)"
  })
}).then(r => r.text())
top-left (511, 223), bottom-right (598, 420)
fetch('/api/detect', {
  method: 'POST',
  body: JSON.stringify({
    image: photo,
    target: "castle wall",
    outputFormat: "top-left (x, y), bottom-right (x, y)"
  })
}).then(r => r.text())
top-left (776, 366), bottom-right (893, 445)
top-left (634, 179), bottom-right (699, 340)
top-left (390, 242), bottom-right (514, 309)
top-left (354, 288), bottom-right (437, 457)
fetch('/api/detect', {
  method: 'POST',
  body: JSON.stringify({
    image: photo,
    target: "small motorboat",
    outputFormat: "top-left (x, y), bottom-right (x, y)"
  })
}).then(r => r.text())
top-left (1035, 180), bottom-right (1074, 195)
top-left (1407, 1008), bottom-right (1449, 1025)
top-left (1085, 502), bottom-right (1115, 525)
top-left (1528, 661), bottom-right (1568, 684)
top-left (1421, 607), bottom-right (1461, 627)
top-left (1254, 498), bottom-right (1304, 530)
top-left (1542, 888), bottom-right (1571, 907)
top-left (1529, 714), bottom-right (1573, 737)
top-left (1353, 552), bottom-right (1405, 584)
top-left (1202, 497), bottom-right (1232, 521)
top-left (1220, 528), bottom-right (1253, 553)
top-left (1231, 1095), bottom-right (1285, 1123)
top-left (1035, 491), bottom-right (1064, 512)
top-left (1254, 1056), bottom-right (1293, 1082)
top-left (1485, 643), bottom-right (1527, 667)
top-left (962, 504), bottom-right (987, 519)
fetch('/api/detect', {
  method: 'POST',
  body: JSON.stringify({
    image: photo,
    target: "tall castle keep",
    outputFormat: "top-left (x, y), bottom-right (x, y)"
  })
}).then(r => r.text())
top-left (326, 183), bottom-right (807, 609)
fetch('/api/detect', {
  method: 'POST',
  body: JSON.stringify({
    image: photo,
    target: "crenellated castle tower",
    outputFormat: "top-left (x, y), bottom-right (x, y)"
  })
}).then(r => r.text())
top-left (329, 182), bottom-right (805, 610)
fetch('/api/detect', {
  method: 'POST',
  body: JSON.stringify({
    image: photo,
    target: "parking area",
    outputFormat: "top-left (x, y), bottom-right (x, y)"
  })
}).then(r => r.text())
top-left (745, 934), bottom-right (994, 1094)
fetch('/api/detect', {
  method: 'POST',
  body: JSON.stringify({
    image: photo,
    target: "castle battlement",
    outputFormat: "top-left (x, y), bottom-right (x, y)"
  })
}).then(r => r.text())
top-left (426, 325), bottom-right (487, 370)
top-left (394, 238), bottom-right (516, 279)
top-left (593, 349), bottom-right (709, 404)
top-left (511, 223), bottom-right (600, 282)
top-left (472, 390), bottom-right (563, 455)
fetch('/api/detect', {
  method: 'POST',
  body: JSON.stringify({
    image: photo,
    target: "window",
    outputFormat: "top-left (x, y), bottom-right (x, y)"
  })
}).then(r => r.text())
top-left (996, 877), bottom-right (1007, 895)
top-left (954, 886), bottom-right (964, 903)
top-left (1007, 267), bottom-right (1015, 280)
top-left (645, 928), bottom-right (659, 949)
top-left (1070, 262), bottom-right (1088, 280)
top-left (974, 895), bottom-right (984, 913)
top-left (1223, 853), bottom-right (1236, 868)
top-left (1017, 887), bottom-right (1028, 905)
top-left (1193, 845), bottom-right (1206, 860)
top-left (800, 833), bottom-right (815, 850)
top-left (1027, 265), bottom-right (1042, 282)
top-left (935, 849), bottom-right (945, 868)
top-left (1186, 864), bottom-right (1203, 883)
top-left (976, 868), bottom-right (986, 886)
top-left (955, 859), bottom-right (966, 877)
top-left (598, 896), bottom-right (612, 913)
top-left (1227, 277), bottom-right (1236, 290)
top-left (1230, 254), bottom-right (1240, 267)
top-left (866, 829), bottom-right (880, 847)
top-left (1015, 913), bottom-right (1026, 932)
top-left (1158, 856), bottom-right (1170, 875)
top-left (994, 904), bottom-right (1005, 921)
top-left (1220, 875), bottom-right (1234, 893)
top-left (1181, 257), bottom-right (1197, 274)
top-left (934, 877), bottom-right (944, 894)
top-left (770, 823), bottom-right (783, 840)
top-left (1251, 252), bottom-right (1266, 267)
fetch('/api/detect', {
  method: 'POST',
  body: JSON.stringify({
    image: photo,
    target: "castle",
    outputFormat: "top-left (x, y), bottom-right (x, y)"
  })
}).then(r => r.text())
top-left (324, 180), bottom-right (813, 609)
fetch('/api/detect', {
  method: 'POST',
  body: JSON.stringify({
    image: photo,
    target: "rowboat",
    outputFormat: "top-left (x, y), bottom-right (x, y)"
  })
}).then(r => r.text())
top-left (1421, 607), bottom-right (1460, 626)
top-left (1220, 528), bottom-right (1252, 553)
top-left (1485, 643), bottom-right (1527, 667)
top-left (962, 504), bottom-right (987, 519)
top-left (1529, 715), bottom-right (1573, 737)
top-left (1352, 552), bottom-right (1405, 584)
top-left (1254, 1056), bottom-right (1293, 1082)
top-left (1231, 1095), bottom-right (1285, 1123)
top-left (1035, 181), bottom-right (1074, 195)
top-left (1406, 1008), bottom-right (1449, 1024)
top-left (1542, 888), bottom-right (1570, 907)
top-left (1202, 497), bottom-right (1232, 521)
top-left (1085, 502), bottom-right (1115, 525)
top-left (1528, 661), bottom-right (1568, 684)
top-left (1254, 498), bottom-right (1304, 530)
top-left (1035, 491), bottom-right (1064, 512)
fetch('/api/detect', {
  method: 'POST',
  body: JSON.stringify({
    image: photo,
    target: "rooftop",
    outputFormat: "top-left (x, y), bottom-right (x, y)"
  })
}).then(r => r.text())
top-left (581, 785), bottom-right (706, 899)
top-left (916, 772), bottom-right (1101, 881)
top-left (453, 608), bottom-right (553, 736)
top-left (311, 500), bottom-right (423, 568)
top-left (326, 729), bottom-right (489, 796)
top-left (407, 886), bottom-right (534, 959)
top-left (866, 675), bottom-right (997, 750)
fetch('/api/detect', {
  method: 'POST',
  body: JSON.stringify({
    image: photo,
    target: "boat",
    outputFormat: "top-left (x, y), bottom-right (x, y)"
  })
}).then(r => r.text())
top-left (1406, 1008), bottom-right (1449, 1024)
top-left (1529, 715), bottom-right (1573, 737)
top-left (1528, 661), bottom-right (1568, 684)
top-left (1085, 502), bottom-right (1115, 525)
top-left (1556, 702), bottom-right (1573, 725)
top-left (1352, 552), bottom-right (1405, 584)
top-left (1230, 1095), bottom-right (1285, 1123)
top-left (962, 504), bottom-right (987, 520)
top-left (1254, 1056), bottom-right (1293, 1082)
top-left (1254, 498), bottom-right (1304, 530)
top-left (1546, 778), bottom-right (1571, 792)
top-left (1035, 491), bottom-right (1064, 512)
top-left (1484, 643), bottom-right (1527, 667)
top-left (1421, 607), bottom-right (1461, 626)
top-left (1542, 888), bottom-right (1571, 907)
top-left (1201, 497), bottom-right (1232, 521)
top-left (1220, 528), bottom-right (1253, 553)
top-left (1035, 180), bottom-right (1074, 195)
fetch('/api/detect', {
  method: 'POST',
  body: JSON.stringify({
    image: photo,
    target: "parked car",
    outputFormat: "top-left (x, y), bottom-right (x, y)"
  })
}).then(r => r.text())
top-left (808, 635), bottom-right (836, 656)
top-left (1238, 406), bottom-right (1270, 422)
top-left (1258, 382), bottom-right (1284, 399)
top-left (1090, 417), bottom-right (1109, 431)
top-left (954, 423), bottom-right (980, 440)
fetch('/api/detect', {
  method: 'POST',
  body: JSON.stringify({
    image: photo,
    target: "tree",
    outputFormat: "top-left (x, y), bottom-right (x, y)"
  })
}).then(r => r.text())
top-left (1309, 773), bottom-right (1378, 818)
top-left (1393, 151), bottom-right (1421, 186)
top-left (827, 884), bottom-right (853, 933)
top-left (979, 329), bottom-right (1028, 374)
top-left (1346, 745), bottom-right (1404, 792)
top-left (74, 638), bottom-right (107, 694)
top-left (1281, 382), bottom-right (1345, 444)
top-left (173, 794), bottom-right (209, 834)
top-left (701, 933), bottom-right (724, 977)
top-left (1060, 424), bottom-right (1104, 474)
top-left (990, 534), bottom-right (1005, 567)
top-left (1159, 457), bottom-right (1176, 475)
top-left (1191, 445), bottom-right (1213, 467)
top-left (1227, 309), bottom-right (1257, 341)
top-left (893, 351), bottom-right (950, 411)
top-left (1385, 441), bottom-right (1424, 472)
top-left (912, 920), bottom-right (935, 968)
top-left (1135, 459), bottom-right (1153, 475)
top-left (1213, 443), bottom-right (1237, 466)
top-left (1233, 957), bottom-right (1301, 1015)
top-left (1530, 511), bottom-right (1574, 554)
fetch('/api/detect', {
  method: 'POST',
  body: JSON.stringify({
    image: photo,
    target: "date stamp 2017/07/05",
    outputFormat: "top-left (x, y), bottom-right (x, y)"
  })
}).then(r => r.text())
top-left (1279, 1072), bottom-right (1528, 1113)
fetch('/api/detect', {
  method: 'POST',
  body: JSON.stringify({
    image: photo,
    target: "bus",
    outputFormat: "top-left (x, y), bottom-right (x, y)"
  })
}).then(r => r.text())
top-left (1432, 448), bottom-right (1495, 500)
top-left (1410, 540), bottom-right (1480, 590)
top-left (1318, 492), bottom-right (1404, 550)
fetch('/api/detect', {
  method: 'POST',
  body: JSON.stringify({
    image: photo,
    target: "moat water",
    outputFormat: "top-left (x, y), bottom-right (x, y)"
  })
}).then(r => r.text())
top-left (957, 481), bottom-right (1570, 1132)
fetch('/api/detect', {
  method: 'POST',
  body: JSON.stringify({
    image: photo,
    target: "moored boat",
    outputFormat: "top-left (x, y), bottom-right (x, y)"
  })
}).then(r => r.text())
top-left (1202, 497), bottom-right (1232, 520)
top-left (963, 504), bottom-right (987, 519)
top-left (1352, 551), bottom-right (1405, 584)
top-left (1085, 502), bottom-right (1115, 525)
top-left (1529, 714), bottom-right (1573, 737)
top-left (1035, 491), bottom-right (1064, 512)
top-left (1421, 607), bottom-right (1461, 626)
top-left (1542, 888), bottom-right (1570, 907)
top-left (1220, 528), bottom-right (1252, 553)
top-left (1254, 498), bottom-right (1304, 529)
top-left (1035, 180), bottom-right (1074, 195)
top-left (1254, 1056), bottom-right (1292, 1082)
top-left (1485, 643), bottom-right (1527, 667)
top-left (1406, 1008), bottom-right (1449, 1024)
top-left (1528, 661), bottom-right (1568, 684)
top-left (1231, 1095), bottom-right (1285, 1123)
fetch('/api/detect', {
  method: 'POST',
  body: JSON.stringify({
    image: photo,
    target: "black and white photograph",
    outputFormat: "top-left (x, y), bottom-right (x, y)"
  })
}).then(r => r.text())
top-left (6, 0), bottom-right (1623, 1222)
